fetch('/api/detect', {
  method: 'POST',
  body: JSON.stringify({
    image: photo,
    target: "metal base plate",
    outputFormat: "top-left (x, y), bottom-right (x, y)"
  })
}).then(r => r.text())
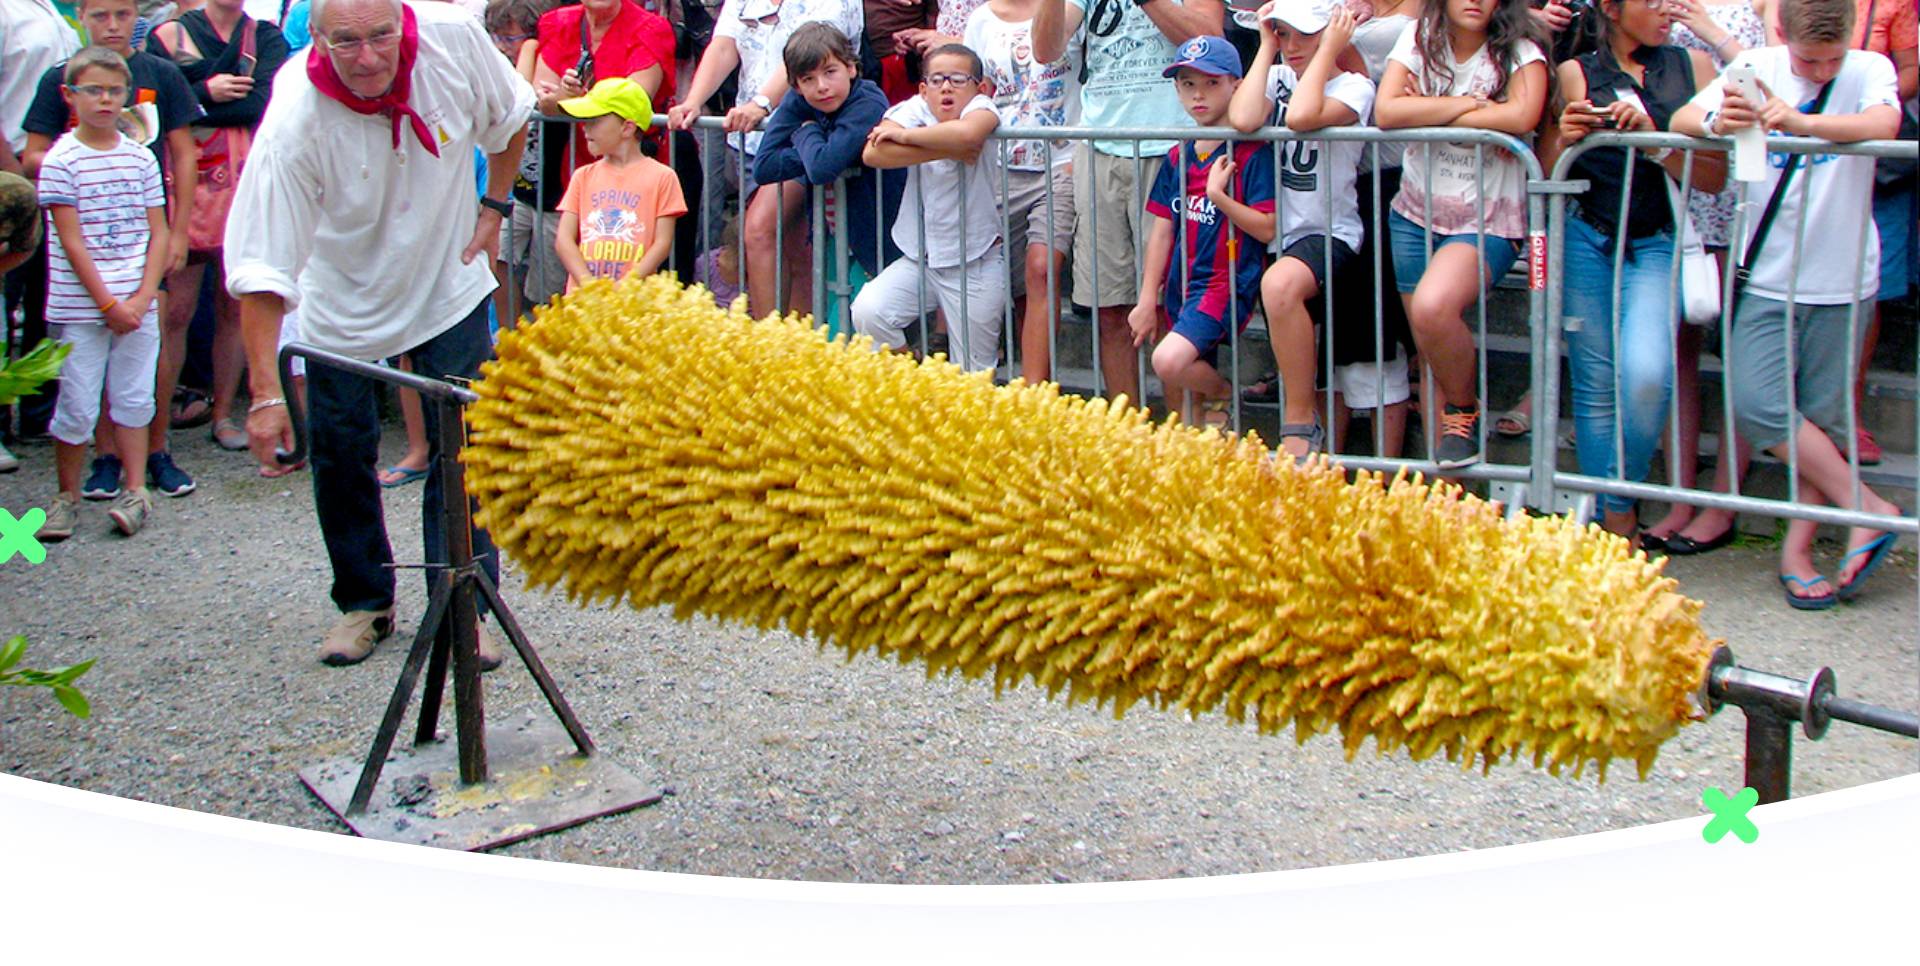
top-left (299, 710), bottom-right (661, 851)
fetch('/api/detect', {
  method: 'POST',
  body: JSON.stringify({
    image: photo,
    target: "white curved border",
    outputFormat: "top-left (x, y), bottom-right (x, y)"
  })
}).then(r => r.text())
top-left (3, 771), bottom-right (1913, 959)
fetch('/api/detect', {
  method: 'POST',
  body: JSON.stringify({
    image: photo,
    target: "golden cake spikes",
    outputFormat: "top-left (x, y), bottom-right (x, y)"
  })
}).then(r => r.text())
top-left (463, 273), bottom-right (1720, 781)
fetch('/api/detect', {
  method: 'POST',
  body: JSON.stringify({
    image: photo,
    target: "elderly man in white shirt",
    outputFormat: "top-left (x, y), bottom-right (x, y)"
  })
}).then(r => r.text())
top-left (225, 0), bottom-right (534, 669)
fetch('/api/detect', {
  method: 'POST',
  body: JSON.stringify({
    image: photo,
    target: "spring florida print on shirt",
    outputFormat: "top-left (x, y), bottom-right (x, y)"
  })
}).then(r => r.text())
top-left (558, 154), bottom-right (688, 290)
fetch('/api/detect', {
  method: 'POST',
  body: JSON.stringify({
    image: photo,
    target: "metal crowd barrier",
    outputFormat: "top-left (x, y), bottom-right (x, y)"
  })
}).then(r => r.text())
top-left (503, 118), bottom-right (1915, 537)
top-left (507, 117), bottom-right (1553, 492)
top-left (1542, 131), bottom-right (1919, 534)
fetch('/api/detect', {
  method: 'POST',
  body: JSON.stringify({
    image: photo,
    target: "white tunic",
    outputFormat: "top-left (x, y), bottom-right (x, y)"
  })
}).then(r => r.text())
top-left (224, 2), bottom-right (536, 362)
top-left (0, 0), bottom-right (81, 154)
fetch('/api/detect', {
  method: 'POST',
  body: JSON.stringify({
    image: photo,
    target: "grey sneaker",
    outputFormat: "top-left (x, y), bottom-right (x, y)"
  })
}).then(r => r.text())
top-left (108, 486), bottom-right (153, 536)
top-left (38, 493), bottom-right (79, 542)
top-left (0, 439), bottom-right (18, 473)
top-left (81, 454), bottom-right (122, 500)
top-left (1434, 404), bottom-right (1483, 469)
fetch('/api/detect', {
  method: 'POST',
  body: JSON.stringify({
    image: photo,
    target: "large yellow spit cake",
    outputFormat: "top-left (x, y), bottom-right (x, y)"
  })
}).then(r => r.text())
top-left (463, 274), bottom-right (1719, 781)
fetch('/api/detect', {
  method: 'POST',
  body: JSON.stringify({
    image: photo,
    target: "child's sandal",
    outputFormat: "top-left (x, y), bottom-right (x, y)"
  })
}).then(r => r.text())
top-left (1278, 420), bottom-right (1325, 465)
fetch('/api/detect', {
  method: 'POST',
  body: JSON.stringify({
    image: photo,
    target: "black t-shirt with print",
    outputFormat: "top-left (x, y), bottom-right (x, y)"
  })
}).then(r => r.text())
top-left (23, 49), bottom-right (204, 174)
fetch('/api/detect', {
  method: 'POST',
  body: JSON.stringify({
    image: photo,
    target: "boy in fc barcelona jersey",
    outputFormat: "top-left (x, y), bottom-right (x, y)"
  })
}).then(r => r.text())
top-left (1127, 36), bottom-right (1277, 428)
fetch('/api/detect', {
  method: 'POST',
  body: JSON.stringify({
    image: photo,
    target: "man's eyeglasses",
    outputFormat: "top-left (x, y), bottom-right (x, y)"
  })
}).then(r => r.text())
top-left (65, 84), bottom-right (128, 101)
top-left (491, 32), bottom-right (532, 46)
top-left (324, 30), bottom-right (403, 57)
top-left (924, 73), bottom-right (978, 89)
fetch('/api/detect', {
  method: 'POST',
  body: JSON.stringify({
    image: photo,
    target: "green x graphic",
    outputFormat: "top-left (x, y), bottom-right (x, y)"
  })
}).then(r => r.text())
top-left (0, 508), bottom-right (48, 565)
top-left (1701, 786), bottom-right (1760, 843)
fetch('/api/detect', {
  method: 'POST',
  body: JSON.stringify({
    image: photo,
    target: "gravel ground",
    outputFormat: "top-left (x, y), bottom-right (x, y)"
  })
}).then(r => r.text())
top-left (2, 429), bottom-right (1915, 883)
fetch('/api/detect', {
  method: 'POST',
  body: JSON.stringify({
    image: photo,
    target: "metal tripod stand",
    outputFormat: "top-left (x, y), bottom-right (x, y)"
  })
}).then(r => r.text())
top-left (283, 344), bottom-right (657, 849)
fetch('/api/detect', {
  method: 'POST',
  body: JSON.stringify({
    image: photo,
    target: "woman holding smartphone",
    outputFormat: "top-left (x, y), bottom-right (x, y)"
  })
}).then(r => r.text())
top-left (1538, 0), bottom-right (1724, 547)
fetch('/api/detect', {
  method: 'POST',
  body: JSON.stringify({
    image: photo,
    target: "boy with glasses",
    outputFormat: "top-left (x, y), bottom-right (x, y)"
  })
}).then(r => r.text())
top-left (855, 43), bottom-right (1005, 371)
top-left (20, 0), bottom-right (201, 501)
top-left (34, 47), bottom-right (170, 539)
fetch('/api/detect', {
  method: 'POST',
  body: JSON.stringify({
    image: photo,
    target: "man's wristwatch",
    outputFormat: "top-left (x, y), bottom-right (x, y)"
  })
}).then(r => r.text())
top-left (480, 195), bottom-right (513, 218)
top-left (750, 93), bottom-right (773, 114)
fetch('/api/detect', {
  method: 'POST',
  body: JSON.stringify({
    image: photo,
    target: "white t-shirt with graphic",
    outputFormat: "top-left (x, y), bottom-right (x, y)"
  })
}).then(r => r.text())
top-left (1067, 0), bottom-right (1194, 157)
top-left (714, 0), bottom-right (865, 155)
top-left (1386, 30), bottom-right (1544, 238)
top-left (962, 6), bottom-right (1081, 172)
top-left (1265, 64), bottom-right (1374, 250)
top-left (884, 94), bottom-right (1003, 267)
top-left (1686, 47), bottom-right (1900, 304)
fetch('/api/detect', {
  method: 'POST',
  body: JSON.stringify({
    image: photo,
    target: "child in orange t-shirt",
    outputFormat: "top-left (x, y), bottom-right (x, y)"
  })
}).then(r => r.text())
top-left (555, 78), bottom-right (687, 292)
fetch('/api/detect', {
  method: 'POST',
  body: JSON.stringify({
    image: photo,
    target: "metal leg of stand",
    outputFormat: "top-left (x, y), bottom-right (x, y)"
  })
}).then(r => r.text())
top-left (1742, 708), bottom-right (1793, 805)
top-left (434, 395), bottom-right (488, 787)
top-left (347, 577), bottom-right (453, 816)
top-left (413, 614), bottom-right (451, 748)
top-left (473, 571), bottom-right (592, 756)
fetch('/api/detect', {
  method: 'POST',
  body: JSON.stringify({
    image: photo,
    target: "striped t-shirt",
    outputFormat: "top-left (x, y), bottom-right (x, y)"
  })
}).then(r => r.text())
top-left (37, 131), bottom-right (164, 326)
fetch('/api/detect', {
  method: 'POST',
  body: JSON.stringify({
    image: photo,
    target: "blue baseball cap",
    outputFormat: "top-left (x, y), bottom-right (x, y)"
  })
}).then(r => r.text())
top-left (1162, 35), bottom-right (1243, 79)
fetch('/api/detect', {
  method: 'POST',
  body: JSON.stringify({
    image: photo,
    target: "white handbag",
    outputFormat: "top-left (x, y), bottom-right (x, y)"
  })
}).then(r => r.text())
top-left (1665, 178), bottom-right (1721, 326)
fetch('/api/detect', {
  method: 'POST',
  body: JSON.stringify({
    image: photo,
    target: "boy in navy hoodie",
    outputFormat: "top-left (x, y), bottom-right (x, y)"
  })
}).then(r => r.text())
top-left (750, 21), bottom-right (904, 320)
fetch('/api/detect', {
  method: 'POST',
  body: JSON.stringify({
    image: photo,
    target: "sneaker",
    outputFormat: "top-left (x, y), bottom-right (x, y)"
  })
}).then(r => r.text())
top-left (146, 450), bottom-right (196, 497)
top-left (0, 440), bottom-right (17, 473)
top-left (1856, 429), bottom-right (1883, 466)
top-left (81, 454), bottom-right (122, 500)
top-left (107, 486), bottom-right (153, 536)
top-left (37, 494), bottom-right (79, 542)
top-left (319, 608), bottom-right (396, 666)
top-left (1434, 404), bottom-right (1483, 469)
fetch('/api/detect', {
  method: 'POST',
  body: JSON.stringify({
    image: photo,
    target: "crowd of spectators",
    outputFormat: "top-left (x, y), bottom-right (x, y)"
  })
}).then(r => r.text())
top-left (0, 0), bottom-right (1915, 626)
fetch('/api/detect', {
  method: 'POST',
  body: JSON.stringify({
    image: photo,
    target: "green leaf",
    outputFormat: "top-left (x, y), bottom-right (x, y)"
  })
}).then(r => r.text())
top-left (52, 685), bottom-right (91, 719)
top-left (0, 636), bottom-right (25, 673)
top-left (51, 659), bottom-right (95, 685)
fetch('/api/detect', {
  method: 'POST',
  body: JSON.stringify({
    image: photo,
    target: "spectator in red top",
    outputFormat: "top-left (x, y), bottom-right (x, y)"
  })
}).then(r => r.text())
top-left (530, 0), bottom-right (681, 277)
top-left (534, 0), bottom-right (675, 131)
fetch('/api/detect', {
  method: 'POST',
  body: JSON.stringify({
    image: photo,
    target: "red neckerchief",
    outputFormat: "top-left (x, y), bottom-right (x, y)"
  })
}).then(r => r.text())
top-left (305, 4), bottom-right (439, 157)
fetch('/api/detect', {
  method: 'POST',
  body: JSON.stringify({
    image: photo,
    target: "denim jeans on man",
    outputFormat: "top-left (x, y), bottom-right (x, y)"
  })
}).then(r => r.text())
top-left (305, 298), bottom-right (498, 615)
top-left (1561, 213), bottom-right (1677, 515)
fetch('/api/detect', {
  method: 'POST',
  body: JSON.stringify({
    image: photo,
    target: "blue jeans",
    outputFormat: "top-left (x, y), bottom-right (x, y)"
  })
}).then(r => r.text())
top-left (306, 299), bottom-right (499, 615)
top-left (1561, 214), bottom-right (1676, 515)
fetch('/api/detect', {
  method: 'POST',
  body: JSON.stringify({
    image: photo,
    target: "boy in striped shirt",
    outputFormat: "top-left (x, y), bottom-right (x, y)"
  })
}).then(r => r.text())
top-left (35, 47), bottom-right (169, 540)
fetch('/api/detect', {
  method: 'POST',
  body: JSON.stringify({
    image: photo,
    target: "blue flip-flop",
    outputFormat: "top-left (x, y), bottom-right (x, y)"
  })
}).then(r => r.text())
top-left (1778, 573), bottom-right (1837, 611)
top-left (378, 465), bottom-right (429, 489)
top-left (1836, 532), bottom-right (1897, 603)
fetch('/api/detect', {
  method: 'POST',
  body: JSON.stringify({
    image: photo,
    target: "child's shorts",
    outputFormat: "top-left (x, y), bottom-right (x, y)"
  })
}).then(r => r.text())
top-left (496, 205), bottom-right (566, 308)
top-left (1168, 299), bottom-right (1255, 366)
top-left (1004, 165), bottom-right (1078, 260)
top-left (1328, 351), bottom-right (1412, 410)
top-left (1386, 210), bottom-right (1520, 294)
top-left (1272, 234), bottom-right (1359, 303)
top-left (50, 316), bottom-right (161, 445)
